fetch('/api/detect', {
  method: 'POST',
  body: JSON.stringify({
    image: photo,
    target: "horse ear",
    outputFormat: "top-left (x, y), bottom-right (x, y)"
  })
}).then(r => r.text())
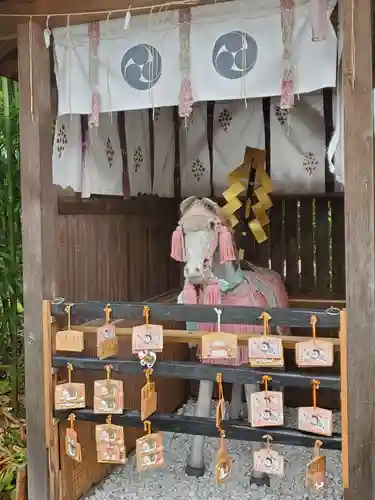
top-left (201, 197), bottom-right (220, 216)
top-left (180, 196), bottom-right (198, 216)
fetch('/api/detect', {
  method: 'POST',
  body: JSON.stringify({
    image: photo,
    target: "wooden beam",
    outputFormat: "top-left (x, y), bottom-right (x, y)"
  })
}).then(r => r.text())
top-left (76, 324), bottom-right (341, 349)
top-left (54, 409), bottom-right (342, 449)
top-left (52, 355), bottom-right (341, 388)
top-left (18, 21), bottom-right (57, 500)
top-left (0, 0), bottom-right (225, 29)
top-left (35, 0), bottom-right (222, 25)
top-left (50, 301), bottom-right (341, 328)
top-left (58, 195), bottom-right (179, 216)
top-left (342, 0), bottom-right (375, 497)
top-left (57, 194), bottom-right (343, 216)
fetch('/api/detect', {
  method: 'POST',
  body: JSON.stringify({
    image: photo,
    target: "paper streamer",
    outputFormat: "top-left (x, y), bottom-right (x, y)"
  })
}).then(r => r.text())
top-left (221, 147), bottom-right (273, 247)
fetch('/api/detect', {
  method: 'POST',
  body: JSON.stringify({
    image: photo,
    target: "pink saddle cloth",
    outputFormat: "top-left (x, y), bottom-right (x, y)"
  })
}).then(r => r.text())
top-left (195, 269), bottom-right (290, 366)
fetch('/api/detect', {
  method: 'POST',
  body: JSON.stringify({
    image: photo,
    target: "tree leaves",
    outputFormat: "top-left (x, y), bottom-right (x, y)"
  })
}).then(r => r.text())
top-left (0, 79), bottom-right (24, 496)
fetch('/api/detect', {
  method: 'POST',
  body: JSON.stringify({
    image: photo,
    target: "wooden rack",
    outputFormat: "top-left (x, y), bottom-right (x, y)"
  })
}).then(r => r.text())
top-left (46, 299), bottom-right (349, 490)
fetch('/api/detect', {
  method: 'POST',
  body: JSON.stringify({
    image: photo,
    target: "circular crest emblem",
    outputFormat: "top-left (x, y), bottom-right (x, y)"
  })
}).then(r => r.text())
top-left (212, 31), bottom-right (257, 80)
top-left (121, 44), bottom-right (162, 91)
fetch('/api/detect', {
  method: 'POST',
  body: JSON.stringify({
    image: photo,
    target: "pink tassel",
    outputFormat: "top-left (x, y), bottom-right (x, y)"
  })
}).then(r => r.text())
top-left (204, 280), bottom-right (221, 305)
top-left (179, 77), bottom-right (193, 121)
top-left (218, 226), bottom-right (236, 264)
top-left (280, 67), bottom-right (294, 109)
top-left (183, 282), bottom-right (197, 304)
top-left (170, 226), bottom-right (185, 262)
top-left (88, 21), bottom-right (100, 53)
top-left (88, 21), bottom-right (100, 129)
top-left (88, 91), bottom-right (100, 128)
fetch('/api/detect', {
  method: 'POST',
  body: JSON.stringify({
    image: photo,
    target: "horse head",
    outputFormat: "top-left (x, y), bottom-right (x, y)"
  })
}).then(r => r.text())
top-left (170, 196), bottom-right (236, 285)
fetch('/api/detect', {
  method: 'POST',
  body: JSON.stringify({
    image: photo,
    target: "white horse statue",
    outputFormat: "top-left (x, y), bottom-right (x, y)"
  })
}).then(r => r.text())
top-left (170, 196), bottom-right (290, 480)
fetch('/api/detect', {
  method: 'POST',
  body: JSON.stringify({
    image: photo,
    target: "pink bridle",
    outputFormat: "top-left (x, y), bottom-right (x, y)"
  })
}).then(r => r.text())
top-left (170, 201), bottom-right (237, 305)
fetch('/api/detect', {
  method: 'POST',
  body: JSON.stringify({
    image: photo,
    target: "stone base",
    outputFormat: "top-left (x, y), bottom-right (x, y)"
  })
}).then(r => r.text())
top-left (250, 474), bottom-right (271, 487)
top-left (185, 464), bottom-right (205, 477)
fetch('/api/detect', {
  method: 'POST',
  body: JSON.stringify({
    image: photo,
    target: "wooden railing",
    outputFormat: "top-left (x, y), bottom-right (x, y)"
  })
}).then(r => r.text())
top-left (51, 300), bottom-right (344, 452)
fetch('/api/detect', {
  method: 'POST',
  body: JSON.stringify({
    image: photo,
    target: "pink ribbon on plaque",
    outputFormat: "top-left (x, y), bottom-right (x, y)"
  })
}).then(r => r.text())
top-left (310, 0), bottom-right (328, 42)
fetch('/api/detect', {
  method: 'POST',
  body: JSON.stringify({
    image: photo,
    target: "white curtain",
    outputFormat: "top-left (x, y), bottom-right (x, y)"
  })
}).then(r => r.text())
top-left (54, 13), bottom-right (180, 115)
top-left (52, 95), bottom-right (336, 196)
top-left (52, 114), bottom-right (82, 192)
top-left (152, 107), bottom-right (175, 197)
top-left (53, 1), bottom-right (337, 115)
top-left (190, 0), bottom-right (337, 103)
top-left (124, 110), bottom-right (152, 196)
top-left (212, 99), bottom-right (264, 196)
top-left (81, 112), bottom-right (123, 197)
top-left (270, 92), bottom-right (326, 193)
top-left (180, 103), bottom-right (211, 197)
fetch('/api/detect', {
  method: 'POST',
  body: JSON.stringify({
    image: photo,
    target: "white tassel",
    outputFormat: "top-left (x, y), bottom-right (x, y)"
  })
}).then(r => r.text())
top-left (44, 28), bottom-right (51, 49)
top-left (124, 9), bottom-right (131, 30)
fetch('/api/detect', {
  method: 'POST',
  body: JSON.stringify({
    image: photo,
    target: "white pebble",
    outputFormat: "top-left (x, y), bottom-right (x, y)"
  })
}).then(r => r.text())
top-left (86, 402), bottom-right (343, 500)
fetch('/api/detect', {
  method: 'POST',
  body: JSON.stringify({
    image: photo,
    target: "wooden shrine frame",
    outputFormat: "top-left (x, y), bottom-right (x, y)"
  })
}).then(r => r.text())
top-left (12, 0), bottom-right (374, 498)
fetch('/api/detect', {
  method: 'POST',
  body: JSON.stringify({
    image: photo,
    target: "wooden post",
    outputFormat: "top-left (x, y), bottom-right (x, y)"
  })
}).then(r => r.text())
top-left (17, 22), bottom-right (57, 500)
top-left (339, 310), bottom-right (349, 489)
top-left (342, 0), bottom-right (375, 497)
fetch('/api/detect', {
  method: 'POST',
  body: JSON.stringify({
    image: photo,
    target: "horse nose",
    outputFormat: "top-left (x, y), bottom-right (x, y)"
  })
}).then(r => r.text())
top-left (185, 264), bottom-right (203, 279)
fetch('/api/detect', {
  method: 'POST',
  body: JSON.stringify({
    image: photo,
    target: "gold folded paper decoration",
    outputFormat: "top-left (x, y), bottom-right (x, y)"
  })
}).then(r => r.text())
top-left (222, 147), bottom-right (273, 246)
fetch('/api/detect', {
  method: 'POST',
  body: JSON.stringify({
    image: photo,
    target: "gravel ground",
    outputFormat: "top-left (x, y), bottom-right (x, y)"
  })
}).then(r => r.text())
top-left (85, 401), bottom-right (343, 500)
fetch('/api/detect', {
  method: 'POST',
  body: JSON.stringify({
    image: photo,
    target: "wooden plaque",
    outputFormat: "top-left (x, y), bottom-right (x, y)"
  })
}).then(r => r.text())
top-left (97, 323), bottom-right (118, 360)
top-left (250, 390), bottom-right (284, 427)
top-left (65, 428), bottom-right (82, 463)
top-left (201, 333), bottom-right (238, 360)
top-left (132, 324), bottom-right (164, 353)
top-left (93, 379), bottom-right (124, 414)
top-left (55, 383), bottom-right (86, 410)
top-left (136, 433), bottom-right (164, 471)
top-left (253, 449), bottom-right (284, 477)
top-left (56, 329), bottom-right (84, 352)
top-left (298, 407), bottom-right (333, 437)
top-left (306, 455), bottom-right (326, 491)
top-left (295, 339), bottom-right (334, 367)
top-left (141, 382), bottom-right (157, 421)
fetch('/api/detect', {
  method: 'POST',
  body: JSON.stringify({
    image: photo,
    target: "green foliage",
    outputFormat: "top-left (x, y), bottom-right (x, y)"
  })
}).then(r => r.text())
top-left (0, 380), bottom-right (10, 396)
top-left (0, 416), bottom-right (27, 498)
top-left (0, 80), bottom-right (23, 409)
top-left (0, 79), bottom-right (24, 496)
